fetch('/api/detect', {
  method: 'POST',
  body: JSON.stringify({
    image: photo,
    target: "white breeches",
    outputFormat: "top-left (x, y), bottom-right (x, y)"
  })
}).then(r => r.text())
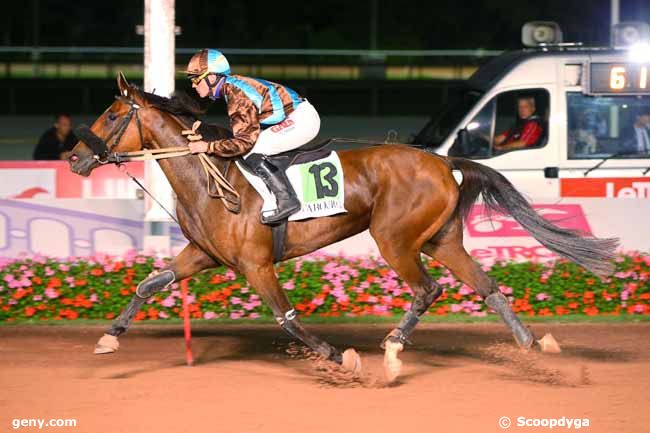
top-left (246, 100), bottom-right (321, 156)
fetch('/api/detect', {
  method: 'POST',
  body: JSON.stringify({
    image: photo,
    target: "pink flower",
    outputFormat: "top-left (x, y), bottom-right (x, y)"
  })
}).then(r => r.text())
top-left (451, 304), bottom-right (463, 313)
top-left (437, 275), bottom-right (457, 286)
top-left (159, 311), bottom-right (169, 319)
top-left (44, 287), bottom-right (59, 299)
top-left (282, 280), bottom-right (295, 291)
top-left (203, 311), bottom-right (217, 319)
top-left (161, 296), bottom-right (175, 307)
top-left (535, 293), bottom-right (550, 301)
top-left (373, 304), bottom-right (388, 313)
top-left (229, 311), bottom-right (244, 320)
top-left (499, 285), bottom-right (513, 295)
top-left (32, 295), bottom-right (43, 301)
top-left (459, 285), bottom-right (474, 295)
top-left (3, 274), bottom-right (14, 283)
top-left (58, 264), bottom-right (69, 272)
top-left (249, 312), bottom-right (260, 319)
top-left (230, 297), bottom-right (241, 305)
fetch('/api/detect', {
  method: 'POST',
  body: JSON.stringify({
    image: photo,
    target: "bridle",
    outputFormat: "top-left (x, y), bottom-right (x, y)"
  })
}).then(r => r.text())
top-left (73, 94), bottom-right (241, 213)
top-left (75, 95), bottom-right (146, 165)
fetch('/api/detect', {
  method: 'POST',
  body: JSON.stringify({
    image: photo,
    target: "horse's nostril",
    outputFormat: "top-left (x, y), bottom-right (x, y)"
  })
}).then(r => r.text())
top-left (70, 154), bottom-right (79, 162)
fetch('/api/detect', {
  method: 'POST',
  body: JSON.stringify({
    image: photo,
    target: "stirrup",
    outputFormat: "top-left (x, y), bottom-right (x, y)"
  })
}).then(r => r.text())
top-left (260, 199), bottom-right (301, 224)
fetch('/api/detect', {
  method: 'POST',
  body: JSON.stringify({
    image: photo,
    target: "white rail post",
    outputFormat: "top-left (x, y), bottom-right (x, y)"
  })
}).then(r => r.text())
top-left (143, 0), bottom-right (176, 254)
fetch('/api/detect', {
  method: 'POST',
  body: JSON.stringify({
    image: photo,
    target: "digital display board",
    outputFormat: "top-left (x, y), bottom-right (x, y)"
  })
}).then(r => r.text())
top-left (589, 63), bottom-right (650, 95)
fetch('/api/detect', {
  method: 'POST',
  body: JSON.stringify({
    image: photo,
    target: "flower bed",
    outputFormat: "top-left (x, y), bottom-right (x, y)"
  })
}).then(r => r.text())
top-left (1, 251), bottom-right (649, 322)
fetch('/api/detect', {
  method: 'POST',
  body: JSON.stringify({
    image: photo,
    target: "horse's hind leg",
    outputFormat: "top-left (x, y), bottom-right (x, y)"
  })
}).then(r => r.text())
top-left (422, 217), bottom-right (547, 351)
top-left (242, 263), bottom-right (361, 374)
top-left (94, 243), bottom-right (216, 354)
top-left (376, 250), bottom-right (444, 381)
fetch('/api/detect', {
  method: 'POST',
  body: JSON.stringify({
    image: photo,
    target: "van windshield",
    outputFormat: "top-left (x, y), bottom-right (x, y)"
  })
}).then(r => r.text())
top-left (567, 92), bottom-right (650, 159)
top-left (411, 90), bottom-right (483, 148)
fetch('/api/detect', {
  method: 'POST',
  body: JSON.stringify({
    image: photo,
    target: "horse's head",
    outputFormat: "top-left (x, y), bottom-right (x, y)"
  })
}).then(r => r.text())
top-left (68, 73), bottom-right (150, 176)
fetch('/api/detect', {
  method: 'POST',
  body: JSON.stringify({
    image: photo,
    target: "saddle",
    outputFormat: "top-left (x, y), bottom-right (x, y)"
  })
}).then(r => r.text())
top-left (266, 139), bottom-right (332, 170)
top-left (237, 138), bottom-right (332, 175)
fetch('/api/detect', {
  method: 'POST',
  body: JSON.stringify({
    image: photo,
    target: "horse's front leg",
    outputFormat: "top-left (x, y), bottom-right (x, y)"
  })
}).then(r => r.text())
top-left (242, 263), bottom-right (362, 374)
top-left (94, 243), bottom-right (217, 354)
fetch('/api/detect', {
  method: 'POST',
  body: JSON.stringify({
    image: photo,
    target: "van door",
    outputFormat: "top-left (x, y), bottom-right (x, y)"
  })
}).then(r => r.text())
top-left (448, 86), bottom-right (559, 197)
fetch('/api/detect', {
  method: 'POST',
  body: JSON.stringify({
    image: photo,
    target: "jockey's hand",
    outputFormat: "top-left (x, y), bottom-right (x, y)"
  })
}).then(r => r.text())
top-left (188, 140), bottom-right (209, 154)
top-left (182, 120), bottom-right (203, 142)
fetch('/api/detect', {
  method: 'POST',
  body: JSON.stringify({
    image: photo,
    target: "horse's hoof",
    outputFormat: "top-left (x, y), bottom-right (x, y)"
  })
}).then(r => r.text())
top-left (383, 340), bottom-right (404, 383)
top-left (341, 348), bottom-right (362, 375)
top-left (94, 334), bottom-right (119, 354)
top-left (536, 333), bottom-right (561, 353)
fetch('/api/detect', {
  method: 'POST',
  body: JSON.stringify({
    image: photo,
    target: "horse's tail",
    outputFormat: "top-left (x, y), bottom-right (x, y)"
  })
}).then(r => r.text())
top-left (447, 156), bottom-right (619, 278)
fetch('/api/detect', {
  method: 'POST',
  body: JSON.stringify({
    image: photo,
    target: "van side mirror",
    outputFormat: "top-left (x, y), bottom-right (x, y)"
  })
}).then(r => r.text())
top-left (450, 128), bottom-right (471, 156)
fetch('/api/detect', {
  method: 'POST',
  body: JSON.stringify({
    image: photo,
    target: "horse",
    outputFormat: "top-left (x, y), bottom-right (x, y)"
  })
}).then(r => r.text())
top-left (68, 73), bottom-right (618, 381)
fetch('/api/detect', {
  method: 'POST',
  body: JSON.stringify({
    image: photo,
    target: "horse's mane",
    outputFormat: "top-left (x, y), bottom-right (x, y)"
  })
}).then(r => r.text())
top-left (136, 88), bottom-right (232, 141)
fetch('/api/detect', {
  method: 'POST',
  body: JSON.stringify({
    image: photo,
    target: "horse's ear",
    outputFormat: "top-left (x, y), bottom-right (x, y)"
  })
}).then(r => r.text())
top-left (117, 72), bottom-right (130, 97)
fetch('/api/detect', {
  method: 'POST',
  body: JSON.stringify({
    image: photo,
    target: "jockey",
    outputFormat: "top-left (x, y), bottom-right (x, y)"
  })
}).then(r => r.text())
top-left (184, 48), bottom-right (321, 224)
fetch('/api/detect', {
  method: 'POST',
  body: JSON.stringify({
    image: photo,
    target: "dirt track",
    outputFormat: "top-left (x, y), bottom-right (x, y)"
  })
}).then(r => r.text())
top-left (1, 322), bottom-right (649, 433)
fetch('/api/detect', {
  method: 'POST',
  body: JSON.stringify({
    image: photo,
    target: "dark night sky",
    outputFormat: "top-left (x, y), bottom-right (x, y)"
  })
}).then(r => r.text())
top-left (2, 0), bottom-right (649, 49)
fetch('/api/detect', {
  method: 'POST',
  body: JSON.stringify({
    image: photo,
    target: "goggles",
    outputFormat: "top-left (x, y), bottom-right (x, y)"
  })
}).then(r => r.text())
top-left (189, 71), bottom-right (210, 85)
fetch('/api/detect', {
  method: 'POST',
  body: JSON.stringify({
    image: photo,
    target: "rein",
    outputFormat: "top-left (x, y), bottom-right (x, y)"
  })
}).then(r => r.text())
top-left (75, 96), bottom-right (240, 214)
top-left (113, 147), bottom-right (241, 213)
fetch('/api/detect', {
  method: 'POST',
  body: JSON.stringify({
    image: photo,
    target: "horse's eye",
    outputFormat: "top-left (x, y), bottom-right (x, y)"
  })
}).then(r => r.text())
top-left (107, 113), bottom-right (117, 121)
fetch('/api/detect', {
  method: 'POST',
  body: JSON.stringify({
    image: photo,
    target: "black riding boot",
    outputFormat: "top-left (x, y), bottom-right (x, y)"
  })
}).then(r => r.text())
top-left (245, 155), bottom-right (301, 224)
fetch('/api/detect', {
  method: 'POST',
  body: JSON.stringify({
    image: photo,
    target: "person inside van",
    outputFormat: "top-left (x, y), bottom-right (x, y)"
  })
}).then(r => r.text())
top-left (493, 96), bottom-right (544, 151)
top-left (632, 110), bottom-right (650, 154)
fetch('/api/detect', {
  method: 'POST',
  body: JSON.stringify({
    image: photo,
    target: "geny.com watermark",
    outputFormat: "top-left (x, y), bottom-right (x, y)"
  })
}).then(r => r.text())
top-left (11, 418), bottom-right (77, 430)
top-left (499, 416), bottom-right (590, 429)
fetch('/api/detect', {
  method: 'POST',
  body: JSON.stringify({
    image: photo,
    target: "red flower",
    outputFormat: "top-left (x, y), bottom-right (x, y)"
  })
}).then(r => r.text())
top-left (583, 306), bottom-right (599, 316)
top-left (47, 277), bottom-right (62, 288)
top-left (90, 268), bottom-right (104, 277)
top-left (24, 306), bottom-right (37, 317)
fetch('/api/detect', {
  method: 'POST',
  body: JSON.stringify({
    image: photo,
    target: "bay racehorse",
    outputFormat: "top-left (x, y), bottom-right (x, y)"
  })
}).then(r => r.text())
top-left (68, 74), bottom-right (618, 381)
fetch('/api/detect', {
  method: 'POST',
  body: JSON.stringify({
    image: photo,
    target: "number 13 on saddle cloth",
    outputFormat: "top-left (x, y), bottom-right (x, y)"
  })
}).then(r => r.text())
top-left (236, 151), bottom-right (347, 221)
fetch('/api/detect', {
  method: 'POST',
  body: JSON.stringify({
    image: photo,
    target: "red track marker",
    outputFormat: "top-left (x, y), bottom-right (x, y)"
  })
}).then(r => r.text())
top-left (180, 278), bottom-right (194, 366)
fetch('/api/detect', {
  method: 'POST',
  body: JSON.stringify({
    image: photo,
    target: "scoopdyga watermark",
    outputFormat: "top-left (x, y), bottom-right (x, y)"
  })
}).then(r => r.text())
top-left (499, 416), bottom-right (590, 429)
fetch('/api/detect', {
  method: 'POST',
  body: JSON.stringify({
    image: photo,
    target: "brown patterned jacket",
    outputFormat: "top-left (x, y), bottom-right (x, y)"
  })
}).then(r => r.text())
top-left (208, 75), bottom-right (304, 157)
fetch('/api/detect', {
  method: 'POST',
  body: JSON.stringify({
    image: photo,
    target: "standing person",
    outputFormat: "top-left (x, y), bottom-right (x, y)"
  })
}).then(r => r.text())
top-left (182, 49), bottom-right (321, 224)
top-left (33, 113), bottom-right (77, 160)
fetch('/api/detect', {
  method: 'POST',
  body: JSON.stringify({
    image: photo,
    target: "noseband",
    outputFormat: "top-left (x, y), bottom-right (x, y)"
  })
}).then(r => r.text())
top-left (74, 96), bottom-right (145, 164)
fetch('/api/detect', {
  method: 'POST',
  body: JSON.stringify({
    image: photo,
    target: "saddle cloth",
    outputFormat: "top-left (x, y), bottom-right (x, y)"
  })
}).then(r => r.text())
top-left (236, 149), bottom-right (347, 221)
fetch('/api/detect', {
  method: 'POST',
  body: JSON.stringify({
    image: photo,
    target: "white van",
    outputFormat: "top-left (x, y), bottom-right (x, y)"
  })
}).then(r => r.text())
top-left (412, 22), bottom-right (650, 200)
